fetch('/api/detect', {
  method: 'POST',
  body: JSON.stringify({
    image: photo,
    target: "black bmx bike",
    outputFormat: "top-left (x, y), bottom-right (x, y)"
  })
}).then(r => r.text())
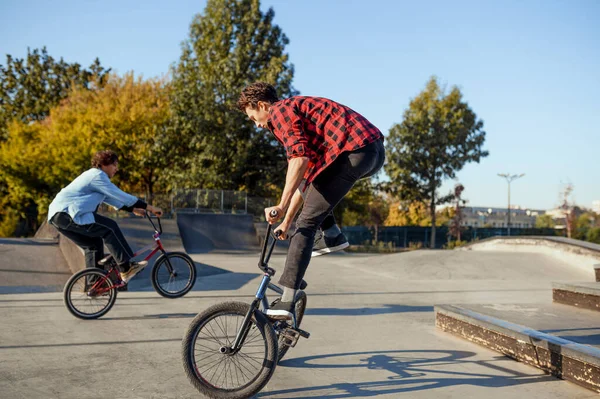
top-left (182, 217), bottom-right (309, 398)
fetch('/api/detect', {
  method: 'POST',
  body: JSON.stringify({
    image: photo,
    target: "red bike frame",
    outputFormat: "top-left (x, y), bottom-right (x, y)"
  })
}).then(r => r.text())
top-left (88, 213), bottom-right (165, 295)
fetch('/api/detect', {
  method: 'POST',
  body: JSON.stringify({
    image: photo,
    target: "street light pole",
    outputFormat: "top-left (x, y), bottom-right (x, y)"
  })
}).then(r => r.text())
top-left (497, 173), bottom-right (525, 236)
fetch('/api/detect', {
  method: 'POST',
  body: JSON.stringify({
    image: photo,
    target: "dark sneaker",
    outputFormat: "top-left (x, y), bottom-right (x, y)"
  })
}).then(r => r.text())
top-left (312, 232), bottom-right (349, 257)
top-left (119, 261), bottom-right (148, 283)
top-left (266, 300), bottom-right (294, 320)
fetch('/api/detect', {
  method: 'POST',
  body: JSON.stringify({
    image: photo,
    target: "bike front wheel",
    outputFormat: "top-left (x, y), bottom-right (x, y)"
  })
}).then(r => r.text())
top-left (151, 252), bottom-right (196, 298)
top-left (63, 268), bottom-right (117, 319)
top-left (182, 301), bottom-right (278, 399)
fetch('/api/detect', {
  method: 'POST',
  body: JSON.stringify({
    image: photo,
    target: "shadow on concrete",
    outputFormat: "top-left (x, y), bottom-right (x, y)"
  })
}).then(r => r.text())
top-left (126, 268), bottom-right (259, 293)
top-left (259, 350), bottom-right (556, 398)
top-left (102, 312), bottom-right (197, 321)
top-left (0, 238), bottom-right (57, 246)
top-left (0, 337), bottom-right (182, 350)
top-left (0, 285), bottom-right (65, 295)
top-left (0, 268), bottom-right (70, 275)
top-left (305, 304), bottom-right (433, 317)
top-left (0, 287), bottom-right (550, 301)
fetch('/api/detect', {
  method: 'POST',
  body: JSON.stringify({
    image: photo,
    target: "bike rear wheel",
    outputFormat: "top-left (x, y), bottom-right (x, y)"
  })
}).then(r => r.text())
top-left (63, 268), bottom-right (117, 319)
top-left (151, 252), bottom-right (196, 298)
top-left (182, 301), bottom-right (277, 399)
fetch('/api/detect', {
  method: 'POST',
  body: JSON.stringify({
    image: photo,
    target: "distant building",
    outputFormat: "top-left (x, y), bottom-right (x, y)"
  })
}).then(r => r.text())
top-left (593, 200), bottom-right (600, 214)
top-left (459, 206), bottom-right (545, 228)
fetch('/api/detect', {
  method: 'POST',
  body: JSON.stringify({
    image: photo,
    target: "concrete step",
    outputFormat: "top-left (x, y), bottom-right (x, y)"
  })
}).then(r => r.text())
top-left (435, 303), bottom-right (600, 393)
top-left (553, 282), bottom-right (600, 312)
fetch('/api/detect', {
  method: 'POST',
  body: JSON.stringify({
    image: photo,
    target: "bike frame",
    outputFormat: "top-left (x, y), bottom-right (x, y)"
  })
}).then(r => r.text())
top-left (230, 223), bottom-right (297, 352)
top-left (88, 212), bottom-right (173, 295)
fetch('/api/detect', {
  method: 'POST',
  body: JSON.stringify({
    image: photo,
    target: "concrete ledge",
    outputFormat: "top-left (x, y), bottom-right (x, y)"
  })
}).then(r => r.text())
top-left (435, 304), bottom-right (600, 392)
top-left (553, 282), bottom-right (600, 312)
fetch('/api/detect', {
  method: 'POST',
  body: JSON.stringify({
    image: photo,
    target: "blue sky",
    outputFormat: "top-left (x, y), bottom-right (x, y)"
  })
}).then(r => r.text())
top-left (1, 0), bottom-right (598, 210)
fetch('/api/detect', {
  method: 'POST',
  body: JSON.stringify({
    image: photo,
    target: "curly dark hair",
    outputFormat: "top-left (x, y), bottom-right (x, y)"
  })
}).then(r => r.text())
top-left (236, 82), bottom-right (279, 111)
top-left (91, 150), bottom-right (118, 168)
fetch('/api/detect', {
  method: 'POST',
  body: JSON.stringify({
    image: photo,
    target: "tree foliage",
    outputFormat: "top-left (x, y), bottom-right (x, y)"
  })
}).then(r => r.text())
top-left (0, 47), bottom-right (109, 141)
top-left (385, 76), bottom-right (488, 247)
top-left (169, 0), bottom-right (296, 197)
top-left (385, 201), bottom-right (453, 227)
top-left (535, 214), bottom-right (556, 228)
top-left (335, 180), bottom-right (389, 227)
top-left (0, 73), bottom-right (172, 236)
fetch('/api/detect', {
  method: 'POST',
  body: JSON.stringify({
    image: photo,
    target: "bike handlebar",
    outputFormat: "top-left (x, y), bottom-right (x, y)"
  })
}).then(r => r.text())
top-left (145, 210), bottom-right (162, 234)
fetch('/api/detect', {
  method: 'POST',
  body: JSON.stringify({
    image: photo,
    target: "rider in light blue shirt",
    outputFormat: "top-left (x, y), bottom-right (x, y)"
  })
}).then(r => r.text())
top-left (48, 167), bottom-right (139, 225)
top-left (48, 150), bottom-right (162, 282)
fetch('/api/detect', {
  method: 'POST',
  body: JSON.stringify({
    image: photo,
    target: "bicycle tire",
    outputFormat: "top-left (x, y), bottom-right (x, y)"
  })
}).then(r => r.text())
top-left (276, 290), bottom-right (307, 362)
top-left (151, 252), bottom-right (196, 298)
top-left (182, 301), bottom-right (278, 399)
top-left (63, 268), bottom-right (117, 319)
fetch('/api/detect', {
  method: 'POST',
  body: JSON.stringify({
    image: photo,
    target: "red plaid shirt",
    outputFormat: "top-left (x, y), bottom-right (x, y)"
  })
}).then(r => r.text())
top-left (267, 96), bottom-right (383, 185)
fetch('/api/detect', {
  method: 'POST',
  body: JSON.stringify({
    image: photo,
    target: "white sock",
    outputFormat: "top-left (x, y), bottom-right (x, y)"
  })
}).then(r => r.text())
top-left (323, 224), bottom-right (342, 238)
top-left (282, 287), bottom-right (297, 303)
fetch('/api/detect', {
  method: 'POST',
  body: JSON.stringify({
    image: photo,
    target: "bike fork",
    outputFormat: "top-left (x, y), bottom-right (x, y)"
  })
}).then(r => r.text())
top-left (230, 273), bottom-right (271, 352)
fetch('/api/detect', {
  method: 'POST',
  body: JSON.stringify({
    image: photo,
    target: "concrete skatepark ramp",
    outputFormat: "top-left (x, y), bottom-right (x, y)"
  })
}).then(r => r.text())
top-left (3, 233), bottom-right (600, 397)
top-left (176, 213), bottom-right (259, 253)
top-left (0, 237), bottom-right (72, 294)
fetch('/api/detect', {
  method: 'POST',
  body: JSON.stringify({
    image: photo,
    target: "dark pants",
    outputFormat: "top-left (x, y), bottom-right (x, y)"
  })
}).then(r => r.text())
top-left (299, 183), bottom-right (336, 231)
top-left (49, 212), bottom-right (134, 269)
top-left (280, 139), bottom-right (385, 289)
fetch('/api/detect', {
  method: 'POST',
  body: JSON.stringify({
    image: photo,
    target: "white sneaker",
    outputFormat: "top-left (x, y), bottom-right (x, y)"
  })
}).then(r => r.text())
top-left (312, 233), bottom-right (350, 257)
top-left (119, 261), bottom-right (147, 283)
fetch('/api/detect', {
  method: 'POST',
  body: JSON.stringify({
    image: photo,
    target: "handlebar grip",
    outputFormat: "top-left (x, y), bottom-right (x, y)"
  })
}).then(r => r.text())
top-left (269, 209), bottom-right (279, 217)
top-left (274, 229), bottom-right (283, 238)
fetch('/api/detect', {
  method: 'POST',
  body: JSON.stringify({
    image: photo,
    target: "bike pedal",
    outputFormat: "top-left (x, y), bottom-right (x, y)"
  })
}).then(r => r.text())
top-left (280, 328), bottom-right (301, 348)
top-left (294, 328), bottom-right (310, 339)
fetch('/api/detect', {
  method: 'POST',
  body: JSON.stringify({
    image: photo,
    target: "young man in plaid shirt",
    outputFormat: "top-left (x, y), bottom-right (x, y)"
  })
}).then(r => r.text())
top-left (237, 82), bottom-right (385, 319)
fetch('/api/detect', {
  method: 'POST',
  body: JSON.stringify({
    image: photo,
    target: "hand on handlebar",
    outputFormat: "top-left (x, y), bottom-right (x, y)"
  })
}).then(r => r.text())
top-left (132, 208), bottom-right (146, 217)
top-left (274, 218), bottom-right (292, 240)
top-left (264, 206), bottom-right (283, 225)
top-left (147, 205), bottom-right (163, 218)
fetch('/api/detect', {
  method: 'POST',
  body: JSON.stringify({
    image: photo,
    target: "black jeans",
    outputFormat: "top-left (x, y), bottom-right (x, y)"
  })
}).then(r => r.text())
top-left (280, 139), bottom-right (385, 289)
top-left (50, 212), bottom-right (134, 269)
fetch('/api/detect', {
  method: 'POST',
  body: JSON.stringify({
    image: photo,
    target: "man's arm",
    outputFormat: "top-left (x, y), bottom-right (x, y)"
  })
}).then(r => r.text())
top-left (285, 189), bottom-right (304, 222)
top-left (279, 157), bottom-right (309, 211)
top-left (93, 173), bottom-right (141, 208)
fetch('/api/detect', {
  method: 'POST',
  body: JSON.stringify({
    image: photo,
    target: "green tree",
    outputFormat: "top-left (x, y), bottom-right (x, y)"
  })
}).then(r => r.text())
top-left (0, 47), bottom-right (109, 235)
top-left (385, 76), bottom-right (488, 247)
top-left (335, 180), bottom-right (389, 228)
top-left (587, 227), bottom-right (600, 244)
top-left (169, 0), bottom-right (296, 198)
top-left (574, 212), bottom-right (595, 240)
top-left (535, 214), bottom-right (555, 229)
top-left (0, 73), bottom-right (172, 236)
top-left (0, 47), bottom-right (109, 140)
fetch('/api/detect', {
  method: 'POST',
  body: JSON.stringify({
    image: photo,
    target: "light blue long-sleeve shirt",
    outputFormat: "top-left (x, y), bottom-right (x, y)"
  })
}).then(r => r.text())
top-left (48, 168), bottom-right (138, 225)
